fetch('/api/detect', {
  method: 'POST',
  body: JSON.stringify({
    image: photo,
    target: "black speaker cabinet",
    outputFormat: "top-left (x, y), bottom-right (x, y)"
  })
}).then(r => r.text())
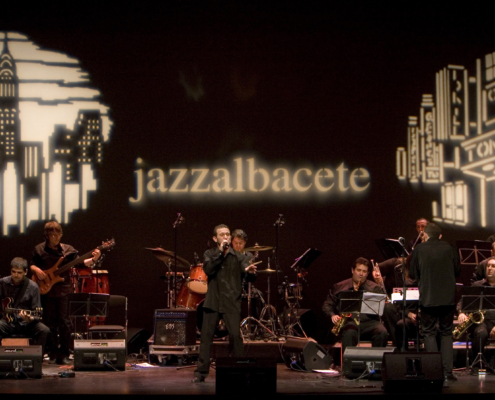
top-left (282, 337), bottom-right (332, 371)
top-left (215, 357), bottom-right (277, 396)
top-left (0, 345), bottom-right (42, 378)
top-left (343, 346), bottom-right (395, 380)
top-left (153, 309), bottom-right (197, 346)
top-left (382, 352), bottom-right (444, 393)
top-left (73, 340), bottom-right (126, 370)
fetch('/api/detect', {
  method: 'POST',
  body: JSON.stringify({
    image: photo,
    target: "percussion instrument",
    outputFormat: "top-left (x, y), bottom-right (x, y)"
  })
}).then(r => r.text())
top-left (176, 282), bottom-right (204, 310)
top-left (187, 264), bottom-right (208, 294)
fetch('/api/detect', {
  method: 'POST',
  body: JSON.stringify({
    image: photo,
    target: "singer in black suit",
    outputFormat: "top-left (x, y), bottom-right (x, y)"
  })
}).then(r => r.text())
top-left (192, 224), bottom-right (257, 383)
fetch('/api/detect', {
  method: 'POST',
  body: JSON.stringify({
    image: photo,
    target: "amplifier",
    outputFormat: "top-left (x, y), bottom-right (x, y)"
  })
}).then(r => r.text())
top-left (153, 309), bottom-right (197, 346)
top-left (0, 345), bottom-right (42, 378)
top-left (73, 340), bottom-right (126, 371)
top-left (216, 357), bottom-right (277, 396)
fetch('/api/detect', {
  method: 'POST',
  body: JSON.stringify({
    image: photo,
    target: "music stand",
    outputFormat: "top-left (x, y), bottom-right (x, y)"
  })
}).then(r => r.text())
top-left (68, 293), bottom-right (110, 338)
top-left (460, 286), bottom-right (495, 374)
top-left (289, 248), bottom-right (322, 270)
top-left (456, 240), bottom-right (492, 266)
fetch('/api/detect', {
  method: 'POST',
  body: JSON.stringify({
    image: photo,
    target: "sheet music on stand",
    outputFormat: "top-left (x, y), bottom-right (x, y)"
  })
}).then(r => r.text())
top-left (68, 293), bottom-right (109, 318)
top-left (456, 240), bottom-right (492, 266)
top-left (338, 290), bottom-right (387, 316)
top-left (460, 286), bottom-right (495, 312)
top-left (391, 287), bottom-right (419, 303)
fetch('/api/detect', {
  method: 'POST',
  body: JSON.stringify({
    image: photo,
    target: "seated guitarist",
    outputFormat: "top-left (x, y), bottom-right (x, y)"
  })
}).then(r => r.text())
top-left (0, 258), bottom-right (50, 355)
top-left (29, 220), bottom-right (101, 365)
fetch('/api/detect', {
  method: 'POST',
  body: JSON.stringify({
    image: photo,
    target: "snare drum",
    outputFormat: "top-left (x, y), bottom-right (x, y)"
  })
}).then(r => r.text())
top-left (287, 283), bottom-right (302, 300)
top-left (187, 264), bottom-right (208, 294)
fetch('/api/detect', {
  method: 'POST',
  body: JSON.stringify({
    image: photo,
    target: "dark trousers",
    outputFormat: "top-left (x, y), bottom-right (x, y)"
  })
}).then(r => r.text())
top-left (194, 309), bottom-right (243, 378)
top-left (341, 318), bottom-right (388, 356)
top-left (420, 305), bottom-right (455, 375)
top-left (42, 295), bottom-right (72, 358)
top-left (382, 302), bottom-right (398, 346)
top-left (472, 320), bottom-right (495, 362)
top-left (395, 317), bottom-right (418, 351)
top-left (0, 319), bottom-right (50, 355)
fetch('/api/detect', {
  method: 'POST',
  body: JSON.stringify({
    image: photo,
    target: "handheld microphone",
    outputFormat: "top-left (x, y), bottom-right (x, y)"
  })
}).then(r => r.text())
top-left (222, 243), bottom-right (229, 251)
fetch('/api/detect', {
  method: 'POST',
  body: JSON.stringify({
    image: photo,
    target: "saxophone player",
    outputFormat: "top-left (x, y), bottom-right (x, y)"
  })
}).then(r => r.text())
top-left (322, 257), bottom-right (388, 356)
top-left (457, 257), bottom-right (495, 374)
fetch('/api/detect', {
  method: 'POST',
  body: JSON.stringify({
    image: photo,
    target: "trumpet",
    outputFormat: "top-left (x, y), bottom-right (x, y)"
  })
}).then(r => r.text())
top-left (452, 310), bottom-right (485, 340)
top-left (331, 313), bottom-right (352, 336)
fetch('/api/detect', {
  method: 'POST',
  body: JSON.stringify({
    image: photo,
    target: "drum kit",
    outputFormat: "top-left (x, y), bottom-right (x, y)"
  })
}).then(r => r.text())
top-left (147, 242), bottom-right (314, 341)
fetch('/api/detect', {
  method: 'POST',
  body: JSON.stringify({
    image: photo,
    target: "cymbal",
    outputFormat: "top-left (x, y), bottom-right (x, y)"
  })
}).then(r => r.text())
top-left (145, 247), bottom-right (191, 270)
top-left (256, 268), bottom-right (282, 274)
top-left (244, 245), bottom-right (273, 252)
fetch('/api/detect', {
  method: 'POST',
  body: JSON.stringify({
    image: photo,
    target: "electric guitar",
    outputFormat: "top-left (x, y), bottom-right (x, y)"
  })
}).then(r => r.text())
top-left (1, 297), bottom-right (43, 323)
top-left (31, 239), bottom-right (115, 295)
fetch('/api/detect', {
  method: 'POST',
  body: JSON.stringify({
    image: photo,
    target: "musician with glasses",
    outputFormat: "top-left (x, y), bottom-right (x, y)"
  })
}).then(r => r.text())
top-left (457, 256), bottom-right (495, 374)
top-left (29, 220), bottom-right (101, 365)
top-left (0, 257), bottom-right (50, 355)
top-left (192, 224), bottom-right (257, 383)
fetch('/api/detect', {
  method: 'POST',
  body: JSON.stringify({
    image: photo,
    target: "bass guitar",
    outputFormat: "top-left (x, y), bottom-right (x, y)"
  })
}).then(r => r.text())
top-left (31, 239), bottom-right (115, 295)
top-left (1, 297), bottom-right (43, 323)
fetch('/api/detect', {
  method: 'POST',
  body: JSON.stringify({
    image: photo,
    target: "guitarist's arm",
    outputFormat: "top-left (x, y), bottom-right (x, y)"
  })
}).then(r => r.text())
top-left (30, 264), bottom-right (46, 280)
top-left (82, 248), bottom-right (101, 268)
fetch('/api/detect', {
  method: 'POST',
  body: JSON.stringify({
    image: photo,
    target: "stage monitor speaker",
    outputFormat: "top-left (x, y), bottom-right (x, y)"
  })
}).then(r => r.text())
top-left (343, 346), bottom-right (395, 380)
top-left (382, 352), bottom-right (444, 393)
top-left (215, 357), bottom-right (277, 396)
top-left (282, 337), bottom-right (332, 371)
top-left (0, 345), bottom-right (42, 378)
top-left (73, 339), bottom-right (126, 370)
top-left (153, 309), bottom-right (197, 346)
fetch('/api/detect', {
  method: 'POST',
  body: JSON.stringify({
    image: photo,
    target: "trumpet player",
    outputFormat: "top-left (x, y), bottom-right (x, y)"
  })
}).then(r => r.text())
top-left (457, 257), bottom-right (495, 374)
top-left (322, 257), bottom-right (388, 356)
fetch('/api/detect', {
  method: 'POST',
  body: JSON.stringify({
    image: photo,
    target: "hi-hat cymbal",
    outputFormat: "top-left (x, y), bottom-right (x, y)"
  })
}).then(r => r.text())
top-left (256, 268), bottom-right (282, 274)
top-left (244, 245), bottom-right (273, 252)
top-left (145, 247), bottom-right (191, 270)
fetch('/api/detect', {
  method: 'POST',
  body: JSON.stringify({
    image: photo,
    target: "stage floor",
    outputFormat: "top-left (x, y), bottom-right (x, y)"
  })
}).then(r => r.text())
top-left (0, 341), bottom-right (494, 396)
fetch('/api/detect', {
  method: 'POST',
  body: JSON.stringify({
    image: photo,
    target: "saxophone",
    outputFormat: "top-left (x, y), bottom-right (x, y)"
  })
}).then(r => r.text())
top-left (332, 313), bottom-right (352, 335)
top-left (452, 311), bottom-right (485, 340)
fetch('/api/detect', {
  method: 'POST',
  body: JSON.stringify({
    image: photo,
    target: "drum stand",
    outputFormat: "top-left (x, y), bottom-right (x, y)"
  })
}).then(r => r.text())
top-left (241, 282), bottom-right (278, 341)
top-left (281, 281), bottom-right (308, 339)
top-left (258, 269), bottom-right (282, 338)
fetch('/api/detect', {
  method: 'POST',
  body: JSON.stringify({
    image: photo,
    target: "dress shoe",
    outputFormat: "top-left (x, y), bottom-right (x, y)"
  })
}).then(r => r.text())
top-left (191, 376), bottom-right (205, 383)
top-left (48, 357), bottom-right (57, 364)
top-left (444, 373), bottom-right (457, 382)
top-left (58, 357), bottom-right (72, 365)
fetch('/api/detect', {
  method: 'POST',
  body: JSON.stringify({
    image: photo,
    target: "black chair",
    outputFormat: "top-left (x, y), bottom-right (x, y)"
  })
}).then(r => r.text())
top-left (88, 295), bottom-right (127, 341)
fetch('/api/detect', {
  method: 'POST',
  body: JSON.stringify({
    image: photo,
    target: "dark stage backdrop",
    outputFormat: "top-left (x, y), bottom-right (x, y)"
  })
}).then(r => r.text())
top-left (1, 4), bottom-right (495, 341)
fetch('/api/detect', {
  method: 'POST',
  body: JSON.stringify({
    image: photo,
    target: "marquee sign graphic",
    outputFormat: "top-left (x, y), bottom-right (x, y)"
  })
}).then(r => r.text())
top-left (396, 50), bottom-right (495, 229)
top-left (0, 31), bottom-right (113, 236)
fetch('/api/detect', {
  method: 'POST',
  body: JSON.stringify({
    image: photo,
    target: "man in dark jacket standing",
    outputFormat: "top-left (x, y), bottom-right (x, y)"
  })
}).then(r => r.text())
top-left (409, 222), bottom-right (460, 382)
top-left (192, 224), bottom-right (257, 382)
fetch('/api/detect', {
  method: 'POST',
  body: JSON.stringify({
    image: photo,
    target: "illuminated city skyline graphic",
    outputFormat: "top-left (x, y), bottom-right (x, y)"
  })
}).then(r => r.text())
top-left (397, 51), bottom-right (495, 229)
top-left (0, 31), bottom-right (113, 236)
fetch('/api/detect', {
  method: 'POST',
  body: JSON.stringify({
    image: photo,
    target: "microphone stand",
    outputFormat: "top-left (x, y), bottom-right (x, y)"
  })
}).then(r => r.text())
top-left (273, 214), bottom-right (285, 334)
top-left (172, 213), bottom-right (185, 308)
top-left (398, 238), bottom-right (409, 352)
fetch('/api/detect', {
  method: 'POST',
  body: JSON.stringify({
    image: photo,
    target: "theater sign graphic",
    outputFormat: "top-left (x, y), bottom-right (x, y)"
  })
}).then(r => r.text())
top-left (397, 51), bottom-right (495, 229)
top-left (0, 32), bottom-right (112, 236)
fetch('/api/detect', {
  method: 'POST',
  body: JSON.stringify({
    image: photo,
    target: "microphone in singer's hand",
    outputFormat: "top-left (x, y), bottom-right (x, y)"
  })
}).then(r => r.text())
top-left (223, 243), bottom-right (229, 250)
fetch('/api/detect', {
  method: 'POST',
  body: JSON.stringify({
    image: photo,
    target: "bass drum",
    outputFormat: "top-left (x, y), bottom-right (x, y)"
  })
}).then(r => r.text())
top-left (196, 299), bottom-right (228, 338)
